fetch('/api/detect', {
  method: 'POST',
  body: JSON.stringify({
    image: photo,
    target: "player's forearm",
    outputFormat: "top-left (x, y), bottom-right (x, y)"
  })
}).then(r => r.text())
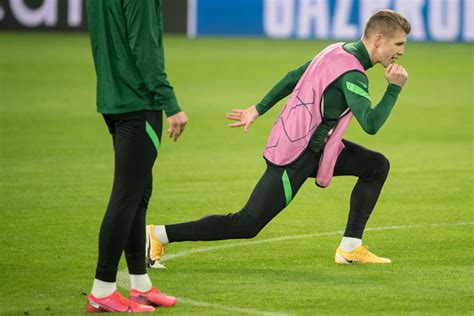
top-left (256, 77), bottom-right (296, 115)
top-left (352, 83), bottom-right (401, 134)
top-left (256, 61), bottom-right (310, 115)
top-left (154, 84), bottom-right (182, 117)
top-left (133, 56), bottom-right (182, 116)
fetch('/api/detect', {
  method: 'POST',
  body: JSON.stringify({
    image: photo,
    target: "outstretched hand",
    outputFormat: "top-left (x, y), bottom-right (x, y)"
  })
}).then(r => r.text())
top-left (226, 105), bottom-right (259, 132)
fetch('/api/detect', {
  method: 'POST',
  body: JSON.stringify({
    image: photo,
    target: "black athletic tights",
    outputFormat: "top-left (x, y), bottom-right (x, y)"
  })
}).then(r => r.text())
top-left (95, 110), bottom-right (162, 282)
top-left (166, 140), bottom-right (390, 242)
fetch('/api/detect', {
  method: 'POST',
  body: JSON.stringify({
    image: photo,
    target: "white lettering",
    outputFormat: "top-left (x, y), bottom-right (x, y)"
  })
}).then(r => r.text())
top-left (429, 0), bottom-right (460, 41)
top-left (394, 0), bottom-right (427, 40)
top-left (264, 0), bottom-right (294, 38)
top-left (332, 0), bottom-right (358, 39)
top-left (67, 0), bottom-right (82, 27)
top-left (464, 0), bottom-right (474, 41)
top-left (9, 0), bottom-right (57, 27)
top-left (359, 0), bottom-right (390, 31)
top-left (297, 0), bottom-right (329, 39)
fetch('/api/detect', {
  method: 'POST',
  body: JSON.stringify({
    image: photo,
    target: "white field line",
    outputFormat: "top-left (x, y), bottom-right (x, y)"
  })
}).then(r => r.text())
top-left (116, 221), bottom-right (473, 315)
top-left (116, 272), bottom-right (291, 316)
top-left (176, 297), bottom-right (291, 316)
top-left (161, 221), bottom-right (474, 262)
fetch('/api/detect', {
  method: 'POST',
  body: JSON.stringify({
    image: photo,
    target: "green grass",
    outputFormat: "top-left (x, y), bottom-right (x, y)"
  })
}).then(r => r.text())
top-left (0, 33), bottom-right (473, 315)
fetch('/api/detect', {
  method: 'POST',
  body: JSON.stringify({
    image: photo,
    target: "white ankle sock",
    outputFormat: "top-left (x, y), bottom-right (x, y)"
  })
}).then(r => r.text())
top-left (339, 237), bottom-right (362, 252)
top-left (130, 274), bottom-right (152, 292)
top-left (154, 225), bottom-right (169, 244)
top-left (91, 279), bottom-right (116, 298)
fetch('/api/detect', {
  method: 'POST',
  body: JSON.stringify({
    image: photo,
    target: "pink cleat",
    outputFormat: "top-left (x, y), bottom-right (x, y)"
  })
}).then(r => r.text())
top-left (86, 291), bottom-right (155, 313)
top-left (130, 288), bottom-right (177, 307)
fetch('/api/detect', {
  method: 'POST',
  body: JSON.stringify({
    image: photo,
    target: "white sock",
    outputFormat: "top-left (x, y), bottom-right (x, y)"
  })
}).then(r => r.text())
top-left (339, 237), bottom-right (362, 252)
top-left (91, 279), bottom-right (116, 298)
top-left (154, 225), bottom-right (169, 244)
top-left (130, 274), bottom-right (152, 292)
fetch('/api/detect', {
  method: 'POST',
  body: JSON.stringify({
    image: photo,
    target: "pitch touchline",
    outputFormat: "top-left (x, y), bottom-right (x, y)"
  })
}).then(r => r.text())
top-left (162, 221), bottom-right (474, 262)
top-left (116, 221), bottom-right (472, 315)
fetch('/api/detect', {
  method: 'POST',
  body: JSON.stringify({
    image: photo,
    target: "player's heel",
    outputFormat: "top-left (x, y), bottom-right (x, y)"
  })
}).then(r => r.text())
top-left (86, 302), bottom-right (104, 313)
top-left (335, 253), bottom-right (351, 264)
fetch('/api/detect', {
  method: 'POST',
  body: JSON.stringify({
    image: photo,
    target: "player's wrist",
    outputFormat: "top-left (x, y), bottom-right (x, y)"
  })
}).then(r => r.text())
top-left (387, 82), bottom-right (403, 91)
top-left (256, 103), bottom-right (269, 116)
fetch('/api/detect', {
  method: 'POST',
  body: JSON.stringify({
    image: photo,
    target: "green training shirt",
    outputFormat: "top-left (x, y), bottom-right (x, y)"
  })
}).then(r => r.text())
top-left (86, 0), bottom-right (181, 116)
top-left (256, 40), bottom-right (402, 152)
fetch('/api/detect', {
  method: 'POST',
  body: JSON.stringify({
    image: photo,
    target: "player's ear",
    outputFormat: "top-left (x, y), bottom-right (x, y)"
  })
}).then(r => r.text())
top-left (373, 33), bottom-right (384, 48)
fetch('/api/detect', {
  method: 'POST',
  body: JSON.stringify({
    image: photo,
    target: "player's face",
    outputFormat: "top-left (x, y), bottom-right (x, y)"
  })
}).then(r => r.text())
top-left (377, 31), bottom-right (407, 67)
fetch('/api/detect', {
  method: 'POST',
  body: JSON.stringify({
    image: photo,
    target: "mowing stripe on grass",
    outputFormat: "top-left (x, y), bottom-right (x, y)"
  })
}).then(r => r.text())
top-left (117, 222), bottom-right (472, 315)
top-left (161, 221), bottom-right (474, 262)
top-left (176, 297), bottom-right (291, 316)
top-left (116, 271), bottom-right (291, 316)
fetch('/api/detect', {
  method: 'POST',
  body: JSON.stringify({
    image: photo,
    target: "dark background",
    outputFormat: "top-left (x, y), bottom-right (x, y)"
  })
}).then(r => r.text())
top-left (0, 0), bottom-right (187, 33)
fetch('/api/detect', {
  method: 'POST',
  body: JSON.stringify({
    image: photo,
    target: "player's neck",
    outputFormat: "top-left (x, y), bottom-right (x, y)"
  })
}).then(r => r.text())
top-left (362, 38), bottom-right (378, 67)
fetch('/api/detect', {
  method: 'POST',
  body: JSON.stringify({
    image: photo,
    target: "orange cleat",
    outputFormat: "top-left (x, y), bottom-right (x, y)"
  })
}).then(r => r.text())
top-left (335, 245), bottom-right (391, 264)
top-left (146, 224), bottom-right (166, 269)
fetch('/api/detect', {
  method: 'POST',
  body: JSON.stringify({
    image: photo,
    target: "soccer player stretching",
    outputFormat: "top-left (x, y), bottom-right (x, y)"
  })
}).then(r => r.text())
top-left (85, 0), bottom-right (188, 313)
top-left (148, 10), bottom-right (410, 267)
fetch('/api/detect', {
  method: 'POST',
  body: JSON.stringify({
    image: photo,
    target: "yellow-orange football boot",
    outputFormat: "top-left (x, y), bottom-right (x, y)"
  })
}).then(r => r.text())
top-left (335, 245), bottom-right (391, 264)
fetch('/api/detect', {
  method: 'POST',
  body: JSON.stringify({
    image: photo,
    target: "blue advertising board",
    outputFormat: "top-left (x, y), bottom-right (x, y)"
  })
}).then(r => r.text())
top-left (188, 0), bottom-right (474, 42)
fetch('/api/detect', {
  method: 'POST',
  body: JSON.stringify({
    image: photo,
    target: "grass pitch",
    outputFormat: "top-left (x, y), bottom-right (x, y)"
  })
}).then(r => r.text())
top-left (0, 33), bottom-right (473, 315)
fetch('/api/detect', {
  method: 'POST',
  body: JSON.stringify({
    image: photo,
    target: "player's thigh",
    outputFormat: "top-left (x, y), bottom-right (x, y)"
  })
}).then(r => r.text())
top-left (247, 149), bottom-right (319, 210)
top-left (285, 148), bottom-right (320, 194)
top-left (333, 139), bottom-right (387, 177)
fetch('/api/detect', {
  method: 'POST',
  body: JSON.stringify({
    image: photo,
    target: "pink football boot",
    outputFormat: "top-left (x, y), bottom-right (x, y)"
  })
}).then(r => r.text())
top-left (130, 288), bottom-right (177, 307)
top-left (86, 291), bottom-right (155, 313)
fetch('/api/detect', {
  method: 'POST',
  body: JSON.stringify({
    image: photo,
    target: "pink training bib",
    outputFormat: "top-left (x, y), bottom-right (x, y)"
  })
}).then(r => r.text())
top-left (263, 43), bottom-right (366, 188)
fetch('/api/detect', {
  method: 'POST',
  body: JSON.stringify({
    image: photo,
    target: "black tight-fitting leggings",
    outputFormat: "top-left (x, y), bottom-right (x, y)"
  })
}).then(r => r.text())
top-left (95, 110), bottom-right (162, 282)
top-left (166, 140), bottom-right (389, 242)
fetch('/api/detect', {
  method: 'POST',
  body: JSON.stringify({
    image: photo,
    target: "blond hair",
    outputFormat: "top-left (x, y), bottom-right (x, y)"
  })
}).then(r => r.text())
top-left (364, 10), bottom-right (411, 38)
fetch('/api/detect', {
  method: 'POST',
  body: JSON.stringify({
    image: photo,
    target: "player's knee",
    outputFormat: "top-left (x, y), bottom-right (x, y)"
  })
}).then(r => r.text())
top-left (229, 210), bottom-right (265, 238)
top-left (240, 223), bottom-right (263, 239)
top-left (372, 153), bottom-right (390, 176)
top-left (138, 187), bottom-right (152, 210)
top-left (360, 152), bottom-right (390, 179)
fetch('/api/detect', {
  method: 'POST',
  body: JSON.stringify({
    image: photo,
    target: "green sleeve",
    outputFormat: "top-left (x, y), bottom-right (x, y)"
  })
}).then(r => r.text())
top-left (255, 60), bottom-right (311, 115)
top-left (123, 0), bottom-right (181, 117)
top-left (342, 72), bottom-right (402, 135)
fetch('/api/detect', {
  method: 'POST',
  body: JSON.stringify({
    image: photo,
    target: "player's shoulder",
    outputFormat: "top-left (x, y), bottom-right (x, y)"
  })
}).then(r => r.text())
top-left (340, 71), bottom-right (369, 91)
top-left (342, 70), bottom-right (368, 83)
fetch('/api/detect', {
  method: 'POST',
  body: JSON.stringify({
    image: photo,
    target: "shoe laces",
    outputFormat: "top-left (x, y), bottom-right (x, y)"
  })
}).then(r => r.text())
top-left (360, 245), bottom-right (379, 258)
top-left (359, 245), bottom-right (371, 254)
top-left (116, 292), bottom-right (129, 305)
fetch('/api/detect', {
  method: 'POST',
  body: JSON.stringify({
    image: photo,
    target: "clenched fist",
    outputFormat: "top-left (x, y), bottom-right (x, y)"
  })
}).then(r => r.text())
top-left (385, 64), bottom-right (408, 88)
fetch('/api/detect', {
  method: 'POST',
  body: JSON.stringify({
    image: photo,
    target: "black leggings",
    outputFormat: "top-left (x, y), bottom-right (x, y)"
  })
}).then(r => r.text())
top-left (166, 140), bottom-right (389, 242)
top-left (95, 110), bottom-right (162, 282)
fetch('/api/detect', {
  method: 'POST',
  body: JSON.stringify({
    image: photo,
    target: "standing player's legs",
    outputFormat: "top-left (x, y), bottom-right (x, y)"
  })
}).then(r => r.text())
top-left (123, 111), bottom-right (162, 283)
top-left (88, 110), bottom-right (176, 311)
top-left (162, 149), bottom-right (321, 243)
top-left (92, 111), bottom-right (160, 293)
top-left (124, 177), bottom-right (152, 277)
top-left (331, 139), bottom-right (391, 263)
